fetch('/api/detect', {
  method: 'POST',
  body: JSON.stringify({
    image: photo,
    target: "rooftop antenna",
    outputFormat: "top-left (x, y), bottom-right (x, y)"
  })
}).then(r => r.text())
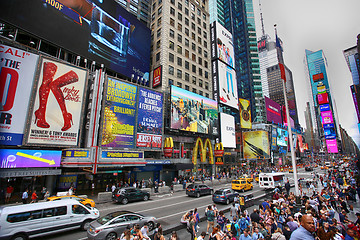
top-left (259, 0), bottom-right (266, 37)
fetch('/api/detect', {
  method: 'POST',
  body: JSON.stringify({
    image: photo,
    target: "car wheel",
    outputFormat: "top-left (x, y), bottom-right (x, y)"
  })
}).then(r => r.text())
top-left (85, 203), bottom-right (91, 208)
top-left (81, 219), bottom-right (92, 231)
top-left (143, 195), bottom-right (149, 201)
top-left (105, 232), bottom-right (117, 240)
top-left (122, 198), bottom-right (129, 205)
top-left (196, 192), bottom-right (200, 198)
top-left (226, 199), bottom-right (230, 205)
top-left (11, 234), bottom-right (28, 240)
top-left (148, 221), bottom-right (155, 231)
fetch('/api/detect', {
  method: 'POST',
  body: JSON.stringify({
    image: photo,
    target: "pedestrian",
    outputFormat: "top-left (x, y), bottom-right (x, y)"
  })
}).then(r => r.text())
top-left (252, 227), bottom-right (264, 240)
top-left (271, 228), bottom-right (286, 240)
top-left (91, 182), bottom-right (95, 196)
top-left (5, 185), bottom-right (14, 203)
top-left (41, 186), bottom-right (47, 200)
top-left (105, 184), bottom-right (109, 192)
top-left (30, 190), bottom-right (38, 203)
top-left (153, 227), bottom-right (165, 240)
top-left (196, 232), bottom-right (206, 240)
top-left (206, 205), bottom-right (216, 234)
top-left (112, 184), bottom-right (116, 192)
top-left (285, 181), bottom-right (291, 196)
top-left (169, 231), bottom-right (180, 240)
top-left (289, 214), bottom-right (316, 240)
top-left (239, 228), bottom-right (252, 240)
top-left (193, 208), bottom-right (200, 232)
top-left (22, 189), bottom-right (29, 204)
top-left (187, 215), bottom-right (196, 240)
top-left (44, 191), bottom-right (50, 200)
top-left (140, 222), bottom-right (151, 239)
top-left (68, 186), bottom-right (74, 195)
top-left (217, 210), bottom-right (227, 231)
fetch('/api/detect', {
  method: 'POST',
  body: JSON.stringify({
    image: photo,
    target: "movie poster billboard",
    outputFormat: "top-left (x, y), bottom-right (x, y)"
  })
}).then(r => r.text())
top-left (239, 98), bottom-right (251, 129)
top-left (271, 127), bottom-right (277, 151)
top-left (0, 149), bottom-right (61, 168)
top-left (277, 128), bottom-right (288, 147)
top-left (319, 104), bottom-right (330, 112)
top-left (321, 111), bottom-right (334, 124)
top-left (220, 113), bottom-right (236, 148)
top-left (326, 139), bottom-right (338, 153)
top-left (264, 97), bottom-right (282, 124)
top-left (101, 77), bottom-right (137, 148)
top-left (317, 93), bottom-right (329, 105)
top-left (210, 21), bottom-right (235, 68)
top-left (136, 88), bottom-right (163, 148)
top-left (242, 131), bottom-right (270, 159)
top-left (0, 44), bottom-right (39, 146)
top-left (170, 86), bottom-right (218, 135)
top-left (25, 57), bottom-right (88, 146)
top-left (0, 0), bottom-right (151, 82)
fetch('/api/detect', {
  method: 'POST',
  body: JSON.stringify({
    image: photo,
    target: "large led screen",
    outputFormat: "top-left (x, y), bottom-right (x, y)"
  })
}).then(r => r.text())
top-left (220, 113), bottom-right (236, 148)
top-left (210, 21), bottom-right (235, 68)
top-left (321, 111), bottom-right (334, 124)
top-left (170, 86), bottom-right (218, 135)
top-left (0, 149), bottom-right (61, 168)
top-left (264, 97), bottom-right (282, 124)
top-left (242, 131), bottom-right (270, 159)
top-left (25, 57), bottom-right (88, 146)
top-left (326, 139), bottom-right (338, 153)
top-left (319, 104), bottom-right (330, 112)
top-left (101, 77), bottom-right (137, 148)
top-left (239, 98), bottom-right (252, 129)
top-left (136, 88), bottom-right (163, 149)
top-left (317, 93), bottom-right (329, 105)
top-left (277, 128), bottom-right (288, 147)
top-left (0, 0), bottom-right (151, 82)
top-left (0, 44), bottom-right (39, 146)
top-left (324, 128), bottom-right (336, 139)
top-left (271, 127), bottom-right (277, 151)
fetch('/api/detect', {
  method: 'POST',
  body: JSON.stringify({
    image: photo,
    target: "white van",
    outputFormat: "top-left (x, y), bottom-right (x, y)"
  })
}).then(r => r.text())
top-left (325, 161), bottom-right (331, 167)
top-left (259, 173), bottom-right (286, 189)
top-left (0, 199), bottom-right (99, 240)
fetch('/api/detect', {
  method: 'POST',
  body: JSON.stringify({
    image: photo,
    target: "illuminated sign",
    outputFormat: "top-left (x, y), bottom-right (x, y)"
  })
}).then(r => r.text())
top-left (63, 150), bottom-right (89, 158)
top-left (317, 93), bottom-right (329, 105)
top-left (319, 104), bottom-right (330, 112)
top-left (313, 73), bottom-right (324, 82)
top-left (0, 149), bottom-right (62, 168)
top-left (277, 128), bottom-right (288, 147)
top-left (101, 150), bottom-right (144, 159)
top-left (326, 139), bottom-right (338, 153)
top-left (264, 97), bottom-right (282, 124)
top-left (152, 66), bottom-right (162, 88)
top-left (321, 111), bottom-right (334, 124)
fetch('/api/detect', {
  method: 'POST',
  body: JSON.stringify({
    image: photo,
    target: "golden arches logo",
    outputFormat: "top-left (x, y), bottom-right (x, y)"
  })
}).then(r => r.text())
top-left (192, 138), bottom-right (214, 165)
top-left (164, 137), bottom-right (173, 157)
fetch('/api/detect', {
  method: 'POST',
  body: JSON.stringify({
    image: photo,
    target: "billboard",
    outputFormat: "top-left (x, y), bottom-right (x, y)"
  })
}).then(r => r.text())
top-left (152, 66), bottom-right (162, 88)
top-left (264, 97), bottom-right (282, 124)
top-left (212, 61), bottom-right (238, 109)
top-left (277, 128), bottom-right (288, 147)
top-left (239, 99), bottom-right (252, 129)
top-left (136, 88), bottom-right (163, 148)
top-left (0, 0), bottom-right (151, 82)
top-left (319, 104), bottom-right (330, 112)
top-left (0, 149), bottom-right (61, 168)
top-left (0, 44), bottom-right (39, 146)
top-left (101, 77), bottom-right (137, 148)
top-left (326, 139), bottom-right (338, 153)
top-left (312, 73), bottom-right (324, 82)
top-left (170, 86), bottom-right (218, 135)
top-left (324, 128), bottom-right (336, 139)
top-left (220, 113), bottom-right (236, 148)
top-left (297, 135), bottom-right (304, 153)
top-left (317, 93), bottom-right (329, 105)
top-left (242, 131), bottom-right (270, 159)
top-left (271, 126), bottom-right (277, 151)
top-left (25, 57), bottom-right (88, 146)
top-left (321, 111), bottom-right (334, 124)
top-left (350, 84), bottom-right (360, 122)
top-left (210, 21), bottom-right (235, 68)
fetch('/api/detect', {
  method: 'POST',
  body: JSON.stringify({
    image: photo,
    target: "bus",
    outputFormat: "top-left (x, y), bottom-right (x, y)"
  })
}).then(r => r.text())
top-left (259, 173), bottom-right (286, 189)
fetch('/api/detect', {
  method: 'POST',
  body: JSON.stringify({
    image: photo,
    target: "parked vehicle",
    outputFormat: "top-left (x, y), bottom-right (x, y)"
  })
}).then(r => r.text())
top-left (231, 178), bottom-right (253, 192)
top-left (0, 199), bottom-right (99, 240)
top-left (186, 184), bottom-right (213, 197)
top-left (305, 166), bottom-right (313, 171)
top-left (259, 173), bottom-right (286, 189)
top-left (87, 211), bottom-right (157, 240)
top-left (212, 188), bottom-right (239, 204)
top-left (112, 187), bottom-right (150, 205)
top-left (47, 195), bottom-right (95, 208)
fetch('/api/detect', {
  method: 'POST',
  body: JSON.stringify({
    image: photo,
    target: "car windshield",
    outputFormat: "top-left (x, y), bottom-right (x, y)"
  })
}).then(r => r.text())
top-left (214, 190), bottom-right (224, 195)
top-left (97, 211), bottom-right (130, 225)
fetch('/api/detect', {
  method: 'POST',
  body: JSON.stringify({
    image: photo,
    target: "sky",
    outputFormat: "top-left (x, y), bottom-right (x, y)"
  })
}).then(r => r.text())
top-left (252, 0), bottom-right (360, 147)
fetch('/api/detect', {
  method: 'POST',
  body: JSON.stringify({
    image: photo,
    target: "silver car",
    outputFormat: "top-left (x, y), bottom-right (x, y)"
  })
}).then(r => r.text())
top-left (87, 211), bottom-right (157, 240)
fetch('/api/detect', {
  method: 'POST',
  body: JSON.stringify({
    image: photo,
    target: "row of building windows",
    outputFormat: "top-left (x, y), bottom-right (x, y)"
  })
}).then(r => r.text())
top-left (169, 79), bottom-right (209, 97)
top-left (168, 64), bottom-right (209, 86)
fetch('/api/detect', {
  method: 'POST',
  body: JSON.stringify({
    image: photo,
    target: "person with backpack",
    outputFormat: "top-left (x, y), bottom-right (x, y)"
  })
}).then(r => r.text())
top-left (206, 205), bottom-right (216, 234)
top-left (187, 215), bottom-right (196, 240)
top-left (252, 227), bottom-right (264, 240)
top-left (230, 216), bottom-right (240, 238)
top-left (239, 214), bottom-right (250, 234)
top-left (217, 210), bottom-right (227, 231)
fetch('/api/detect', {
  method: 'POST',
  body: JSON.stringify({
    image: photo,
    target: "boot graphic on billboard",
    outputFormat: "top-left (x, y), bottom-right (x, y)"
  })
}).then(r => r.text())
top-left (34, 62), bottom-right (79, 131)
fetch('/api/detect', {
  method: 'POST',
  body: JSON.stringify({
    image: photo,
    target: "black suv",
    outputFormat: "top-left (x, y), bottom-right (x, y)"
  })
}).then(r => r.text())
top-left (112, 187), bottom-right (150, 204)
top-left (186, 183), bottom-right (213, 198)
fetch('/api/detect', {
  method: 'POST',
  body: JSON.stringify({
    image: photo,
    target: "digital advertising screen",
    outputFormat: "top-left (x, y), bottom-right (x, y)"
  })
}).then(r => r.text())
top-left (242, 131), bottom-right (270, 159)
top-left (276, 128), bottom-right (288, 147)
top-left (136, 88), bottom-right (163, 149)
top-left (297, 135), bottom-right (304, 153)
top-left (101, 77), bottom-right (138, 148)
top-left (271, 127), bottom-right (277, 151)
top-left (152, 66), bottom-right (162, 88)
top-left (319, 104), bottom-right (330, 112)
top-left (0, 0), bottom-right (151, 82)
top-left (239, 98), bottom-right (252, 129)
top-left (220, 113), bottom-right (236, 148)
top-left (210, 21), bottom-right (235, 68)
top-left (312, 73), bottom-right (324, 82)
top-left (323, 123), bottom-right (335, 129)
top-left (351, 84), bottom-right (360, 122)
top-left (25, 57), bottom-right (88, 147)
top-left (0, 44), bottom-right (39, 146)
top-left (317, 93), bottom-right (329, 105)
top-left (170, 86), bottom-right (218, 135)
top-left (324, 128), bottom-right (336, 139)
top-left (326, 139), bottom-right (338, 153)
top-left (321, 111), bottom-right (334, 124)
top-left (317, 84), bottom-right (326, 94)
top-left (264, 97), bottom-right (282, 124)
top-left (0, 149), bottom-right (61, 168)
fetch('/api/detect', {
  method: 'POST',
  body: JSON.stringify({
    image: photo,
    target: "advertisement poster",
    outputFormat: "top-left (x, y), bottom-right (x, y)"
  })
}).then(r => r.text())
top-left (239, 98), bottom-right (251, 129)
top-left (0, 149), bottom-right (61, 168)
top-left (101, 77), bottom-right (137, 148)
top-left (220, 113), bottom-right (236, 148)
top-left (210, 21), bottom-right (235, 68)
top-left (264, 97), bottom-right (282, 124)
top-left (26, 57), bottom-right (87, 146)
top-left (217, 61), bottom-right (238, 109)
top-left (136, 88), bottom-right (163, 148)
top-left (0, 44), bottom-right (39, 145)
top-left (317, 93), bottom-right (329, 105)
top-left (321, 111), bottom-right (334, 124)
top-left (319, 104), bottom-right (330, 112)
top-left (297, 135), bottom-right (304, 153)
top-left (326, 139), bottom-right (338, 153)
top-left (242, 131), bottom-right (270, 159)
top-left (58, 175), bottom-right (77, 190)
top-left (277, 128), bottom-right (288, 147)
top-left (324, 128), bottom-right (336, 139)
top-left (0, 0), bottom-right (151, 83)
top-left (271, 127), bottom-right (278, 151)
top-left (170, 86), bottom-right (218, 135)
top-left (152, 66), bottom-right (162, 88)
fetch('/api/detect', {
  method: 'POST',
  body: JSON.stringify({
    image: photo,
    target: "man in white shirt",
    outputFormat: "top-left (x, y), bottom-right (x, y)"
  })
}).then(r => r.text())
top-left (140, 222), bottom-right (151, 239)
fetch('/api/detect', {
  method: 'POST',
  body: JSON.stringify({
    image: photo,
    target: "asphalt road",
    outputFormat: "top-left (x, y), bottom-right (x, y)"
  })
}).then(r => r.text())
top-left (39, 167), bottom-right (316, 240)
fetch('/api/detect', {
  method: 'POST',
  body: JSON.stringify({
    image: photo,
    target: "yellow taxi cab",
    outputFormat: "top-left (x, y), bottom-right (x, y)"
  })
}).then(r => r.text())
top-left (246, 177), bottom-right (253, 182)
top-left (231, 178), bottom-right (253, 192)
top-left (255, 176), bottom-right (259, 182)
top-left (47, 195), bottom-right (95, 208)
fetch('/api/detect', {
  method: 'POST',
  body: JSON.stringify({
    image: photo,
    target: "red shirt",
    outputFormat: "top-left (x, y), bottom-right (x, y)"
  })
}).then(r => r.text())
top-left (31, 192), bottom-right (38, 200)
top-left (6, 186), bottom-right (13, 194)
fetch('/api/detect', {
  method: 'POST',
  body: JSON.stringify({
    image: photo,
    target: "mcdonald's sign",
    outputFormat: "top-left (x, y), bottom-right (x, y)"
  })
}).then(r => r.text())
top-left (192, 138), bottom-right (214, 165)
top-left (214, 142), bottom-right (224, 157)
top-left (152, 66), bottom-right (162, 88)
top-left (163, 137), bottom-right (173, 157)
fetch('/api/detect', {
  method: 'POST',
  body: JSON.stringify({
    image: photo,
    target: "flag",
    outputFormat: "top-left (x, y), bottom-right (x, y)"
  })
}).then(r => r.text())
top-left (276, 33), bottom-right (283, 52)
top-left (279, 62), bottom-right (286, 82)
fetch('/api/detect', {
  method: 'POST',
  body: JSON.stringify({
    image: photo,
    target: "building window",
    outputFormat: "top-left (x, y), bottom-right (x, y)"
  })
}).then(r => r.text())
top-left (205, 71), bottom-right (208, 79)
top-left (157, 17), bottom-right (162, 26)
top-left (185, 73), bottom-right (190, 81)
top-left (191, 32), bottom-right (195, 40)
top-left (192, 43), bottom-right (195, 51)
top-left (197, 8), bottom-right (201, 15)
top-left (177, 57), bottom-right (182, 66)
top-left (204, 61), bottom-right (208, 68)
top-left (152, 2), bottom-right (156, 11)
top-left (185, 61), bottom-right (189, 70)
top-left (192, 76), bottom-right (196, 84)
top-left (177, 82), bottom-right (182, 87)
top-left (205, 93), bottom-right (209, 98)
top-left (177, 69), bottom-right (182, 78)
top-left (169, 53), bottom-right (174, 62)
top-left (185, 8), bottom-right (189, 15)
top-left (178, 23), bottom-right (182, 31)
top-left (177, 45), bottom-right (182, 54)
top-left (185, 38), bottom-right (189, 47)
top-left (178, 2), bottom-right (182, 10)
top-left (197, 17), bottom-right (201, 24)
top-left (170, 0), bottom-right (175, 4)
top-left (170, 7), bottom-right (175, 15)
top-left (198, 57), bottom-right (202, 65)
top-left (198, 46), bottom-right (202, 54)
top-left (185, 85), bottom-right (189, 90)
top-left (203, 13), bottom-right (206, 20)
top-left (156, 40), bottom-right (161, 49)
top-left (192, 53), bottom-right (196, 61)
top-left (205, 82), bottom-right (209, 90)
top-left (158, 6), bottom-right (162, 14)
top-left (191, 12), bottom-right (195, 20)
top-left (191, 23), bottom-right (195, 30)
top-left (170, 18), bottom-right (175, 26)
top-left (203, 22), bottom-right (206, 29)
top-left (185, 28), bottom-right (189, 36)
top-left (185, 18), bottom-right (189, 26)
top-left (198, 36), bottom-right (201, 44)
top-left (192, 88), bottom-right (196, 93)
top-left (192, 64), bottom-right (196, 73)
top-left (169, 78), bottom-right (173, 85)
top-left (157, 28), bottom-right (161, 38)
top-left (203, 41), bottom-right (207, 48)
top-left (185, 49), bottom-right (189, 58)
top-left (169, 65), bottom-right (174, 75)
top-left (204, 50), bottom-right (208, 58)
top-left (197, 27), bottom-right (201, 34)
top-left (185, 0), bottom-right (189, 6)
top-left (191, 3), bottom-right (195, 11)
top-left (158, 0), bottom-right (162, 4)
top-left (169, 29), bottom-right (174, 38)
top-left (199, 90), bottom-right (203, 96)
top-left (169, 41), bottom-right (174, 50)
top-left (199, 68), bottom-right (202, 76)
top-left (203, 31), bottom-right (207, 39)
top-left (199, 79), bottom-right (203, 87)
top-left (156, 52), bottom-right (160, 61)
top-left (178, 34), bottom-right (182, 43)
top-left (178, 13), bottom-right (182, 21)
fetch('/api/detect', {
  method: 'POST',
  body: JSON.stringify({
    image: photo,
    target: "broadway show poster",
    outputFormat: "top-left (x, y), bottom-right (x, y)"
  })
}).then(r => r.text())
top-left (26, 57), bottom-right (87, 146)
top-left (242, 131), bottom-right (270, 159)
top-left (136, 88), bottom-right (163, 149)
top-left (101, 77), bottom-right (137, 148)
top-left (239, 98), bottom-right (251, 129)
top-left (0, 44), bottom-right (39, 146)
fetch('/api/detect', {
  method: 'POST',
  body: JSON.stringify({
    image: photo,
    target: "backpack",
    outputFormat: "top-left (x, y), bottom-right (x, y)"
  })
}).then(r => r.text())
top-left (231, 222), bottom-right (237, 234)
